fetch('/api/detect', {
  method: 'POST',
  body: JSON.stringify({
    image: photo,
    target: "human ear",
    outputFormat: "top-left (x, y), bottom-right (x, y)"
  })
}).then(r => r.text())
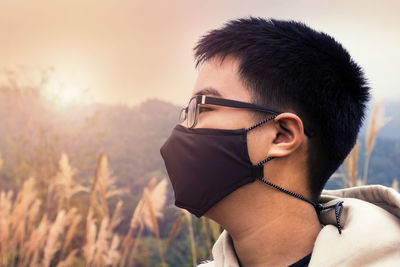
top-left (268, 113), bottom-right (305, 158)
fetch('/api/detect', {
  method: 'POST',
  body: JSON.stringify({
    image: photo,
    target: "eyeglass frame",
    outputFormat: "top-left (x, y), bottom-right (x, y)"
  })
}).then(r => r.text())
top-left (180, 95), bottom-right (314, 138)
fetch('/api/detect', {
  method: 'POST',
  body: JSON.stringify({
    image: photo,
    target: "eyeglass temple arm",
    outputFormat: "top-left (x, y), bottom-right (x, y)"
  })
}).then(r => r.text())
top-left (201, 95), bottom-right (315, 137)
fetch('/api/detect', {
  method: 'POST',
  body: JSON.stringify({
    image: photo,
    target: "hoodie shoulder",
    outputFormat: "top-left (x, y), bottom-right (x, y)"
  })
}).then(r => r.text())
top-left (310, 185), bottom-right (400, 266)
top-left (320, 185), bottom-right (400, 216)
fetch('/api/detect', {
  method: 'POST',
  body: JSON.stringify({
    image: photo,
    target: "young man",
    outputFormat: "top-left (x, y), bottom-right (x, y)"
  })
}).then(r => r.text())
top-left (160, 18), bottom-right (400, 266)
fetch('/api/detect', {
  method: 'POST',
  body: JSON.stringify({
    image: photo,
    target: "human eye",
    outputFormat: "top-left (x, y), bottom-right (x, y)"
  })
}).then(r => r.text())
top-left (199, 106), bottom-right (213, 114)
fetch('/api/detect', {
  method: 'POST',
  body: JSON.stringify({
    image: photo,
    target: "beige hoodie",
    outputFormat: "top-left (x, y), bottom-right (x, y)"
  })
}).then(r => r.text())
top-left (198, 185), bottom-right (400, 267)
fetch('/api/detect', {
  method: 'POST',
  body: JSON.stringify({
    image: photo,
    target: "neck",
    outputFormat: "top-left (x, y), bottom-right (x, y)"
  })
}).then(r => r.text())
top-left (208, 180), bottom-right (321, 267)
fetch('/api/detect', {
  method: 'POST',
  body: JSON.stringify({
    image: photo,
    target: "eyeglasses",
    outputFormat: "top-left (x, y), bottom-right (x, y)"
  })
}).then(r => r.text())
top-left (180, 95), bottom-right (314, 137)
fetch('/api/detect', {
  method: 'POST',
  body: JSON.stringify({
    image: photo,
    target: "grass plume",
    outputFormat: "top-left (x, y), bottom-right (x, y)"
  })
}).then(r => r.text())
top-left (344, 140), bottom-right (360, 187)
top-left (43, 210), bottom-right (66, 267)
top-left (51, 153), bottom-right (88, 210)
top-left (363, 100), bottom-right (391, 184)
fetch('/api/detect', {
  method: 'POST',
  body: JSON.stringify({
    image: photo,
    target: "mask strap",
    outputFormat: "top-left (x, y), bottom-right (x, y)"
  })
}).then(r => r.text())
top-left (248, 115), bottom-right (344, 234)
top-left (245, 115), bottom-right (277, 132)
top-left (256, 156), bottom-right (274, 167)
top-left (257, 176), bottom-right (344, 234)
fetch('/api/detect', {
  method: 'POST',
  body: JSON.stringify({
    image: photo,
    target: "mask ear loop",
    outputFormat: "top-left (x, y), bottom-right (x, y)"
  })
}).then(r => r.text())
top-left (246, 114), bottom-right (344, 234)
top-left (245, 115), bottom-right (277, 132)
top-left (245, 115), bottom-right (277, 167)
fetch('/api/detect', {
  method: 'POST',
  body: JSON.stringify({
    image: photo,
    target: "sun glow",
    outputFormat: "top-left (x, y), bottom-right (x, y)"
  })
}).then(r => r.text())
top-left (44, 74), bottom-right (88, 108)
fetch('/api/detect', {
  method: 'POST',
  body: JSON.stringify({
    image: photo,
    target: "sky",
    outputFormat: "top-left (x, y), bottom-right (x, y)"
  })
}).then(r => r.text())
top-left (0, 0), bottom-right (399, 107)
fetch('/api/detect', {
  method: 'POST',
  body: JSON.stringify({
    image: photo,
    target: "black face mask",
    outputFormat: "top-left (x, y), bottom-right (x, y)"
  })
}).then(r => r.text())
top-left (160, 116), bottom-right (276, 217)
top-left (160, 114), bottom-right (345, 234)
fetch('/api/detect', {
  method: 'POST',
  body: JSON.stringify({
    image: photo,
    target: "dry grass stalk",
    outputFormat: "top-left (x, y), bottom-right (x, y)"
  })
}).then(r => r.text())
top-left (344, 140), bottom-right (360, 187)
top-left (344, 156), bottom-right (351, 184)
top-left (26, 199), bottom-right (42, 237)
top-left (127, 222), bottom-right (144, 266)
top-left (392, 179), bottom-right (399, 192)
top-left (120, 200), bottom-right (145, 267)
top-left (85, 198), bottom-right (122, 267)
top-left (89, 152), bottom-right (103, 213)
top-left (97, 156), bottom-right (110, 219)
top-left (119, 237), bottom-right (132, 267)
top-left (98, 180), bottom-right (110, 219)
top-left (98, 155), bottom-right (124, 200)
top-left (21, 214), bottom-right (50, 266)
top-left (122, 178), bottom-right (156, 251)
top-left (143, 186), bottom-right (166, 267)
top-left (356, 179), bottom-right (365, 186)
top-left (127, 178), bottom-right (157, 234)
top-left (201, 217), bottom-right (212, 257)
top-left (166, 211), bottom-right (185, 251)
top-left (84, 209), bottom-right (97, 267)
top-left (52, 153), bottom-right (88, 210)
top-left (63, 213), bottom-right (81, 252)
top-left (109, 200), bottom-right (123, 233)
top-left (363, 101), bottom-right (391, 184)
top-left (95, 155), bottom-right (124, 219)
top-left (121, 179), bottom-right (167, 267)
top-left (0, 190), bottom-right (13, 261)
top-left (43, 209), bottom-right (66, 267)
top-left (94, 217), bottom-right (109, 266)
top-left (120, 179), bottom-right (151, 266)
top-left (208, 219), bottom-right (221, 242)
top-left (56, 249), bottom-right (78, 267)
top-left (127, 195), bottom-right (145, 235)
top-left (143, 188), bottom-right (160, 238)
top-left (108, 235), bottom-right (120, 267)
top-left (9, 177), bottom-right (37, 255)
top-left (184, 210), bottom-right (197, 266)
top-left (142, 179), bottom-right (167, 232)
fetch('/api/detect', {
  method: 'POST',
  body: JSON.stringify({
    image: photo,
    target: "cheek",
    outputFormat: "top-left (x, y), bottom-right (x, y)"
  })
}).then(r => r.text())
top-left (246, 127), bottom-right (272, 165)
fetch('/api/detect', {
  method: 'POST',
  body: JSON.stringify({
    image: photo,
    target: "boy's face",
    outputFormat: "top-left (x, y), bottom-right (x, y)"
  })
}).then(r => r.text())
top-left (162, 55), bottom-right (309, 220)
top-left (189, 55), bottom-right (277, 166)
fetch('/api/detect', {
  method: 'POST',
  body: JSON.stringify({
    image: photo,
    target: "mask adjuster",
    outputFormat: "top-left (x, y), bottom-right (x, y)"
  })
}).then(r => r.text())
top-left (251, 156), bottom-right (273, 179)
top-left (251, 165), bottom-right (264, 179)
top-left (315, 201), bottom-right (344, 234)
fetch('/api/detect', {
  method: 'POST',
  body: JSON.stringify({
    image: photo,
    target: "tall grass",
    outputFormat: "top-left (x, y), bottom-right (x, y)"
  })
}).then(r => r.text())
top-left (0, 151), bottom-right (215, 266)
top-left (344, 141), bottom-right (359, 187)
top-left (392, 179), bottom-right (399, 192)
top-left (363, 100), bottom-right (391, 184)
top-left (51, 153), bottom-right (88, 210)
top-left (342, 100), bottom-right (397, 191)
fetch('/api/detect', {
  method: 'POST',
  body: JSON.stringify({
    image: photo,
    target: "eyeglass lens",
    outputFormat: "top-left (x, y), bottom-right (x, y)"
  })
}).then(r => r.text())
top-left (187, 97), bottom-right (197, 128)
top-left (179, 108), bottom-right (187, 122)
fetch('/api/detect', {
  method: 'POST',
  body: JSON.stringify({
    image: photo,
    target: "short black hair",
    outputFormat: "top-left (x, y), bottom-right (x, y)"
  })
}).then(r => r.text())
top-left (194, 17), bottom-right (370, 199)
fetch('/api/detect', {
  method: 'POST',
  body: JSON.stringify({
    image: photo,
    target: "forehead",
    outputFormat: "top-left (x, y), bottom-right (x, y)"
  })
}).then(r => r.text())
top-left (192, 56), bottom-right (251, 102)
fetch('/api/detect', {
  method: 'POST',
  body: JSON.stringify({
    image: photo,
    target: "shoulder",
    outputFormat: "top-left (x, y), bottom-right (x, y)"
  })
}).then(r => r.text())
top-left (310, 185), bottom-right (400, 266)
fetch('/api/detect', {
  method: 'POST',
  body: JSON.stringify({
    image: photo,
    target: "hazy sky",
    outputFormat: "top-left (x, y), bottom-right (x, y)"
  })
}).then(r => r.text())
top-left (1, 0), bottom-right (399, 106)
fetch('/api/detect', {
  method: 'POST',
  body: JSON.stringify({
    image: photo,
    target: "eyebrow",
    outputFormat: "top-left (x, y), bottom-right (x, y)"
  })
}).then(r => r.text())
top-left (193, 87), bottom-right (223, 97)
